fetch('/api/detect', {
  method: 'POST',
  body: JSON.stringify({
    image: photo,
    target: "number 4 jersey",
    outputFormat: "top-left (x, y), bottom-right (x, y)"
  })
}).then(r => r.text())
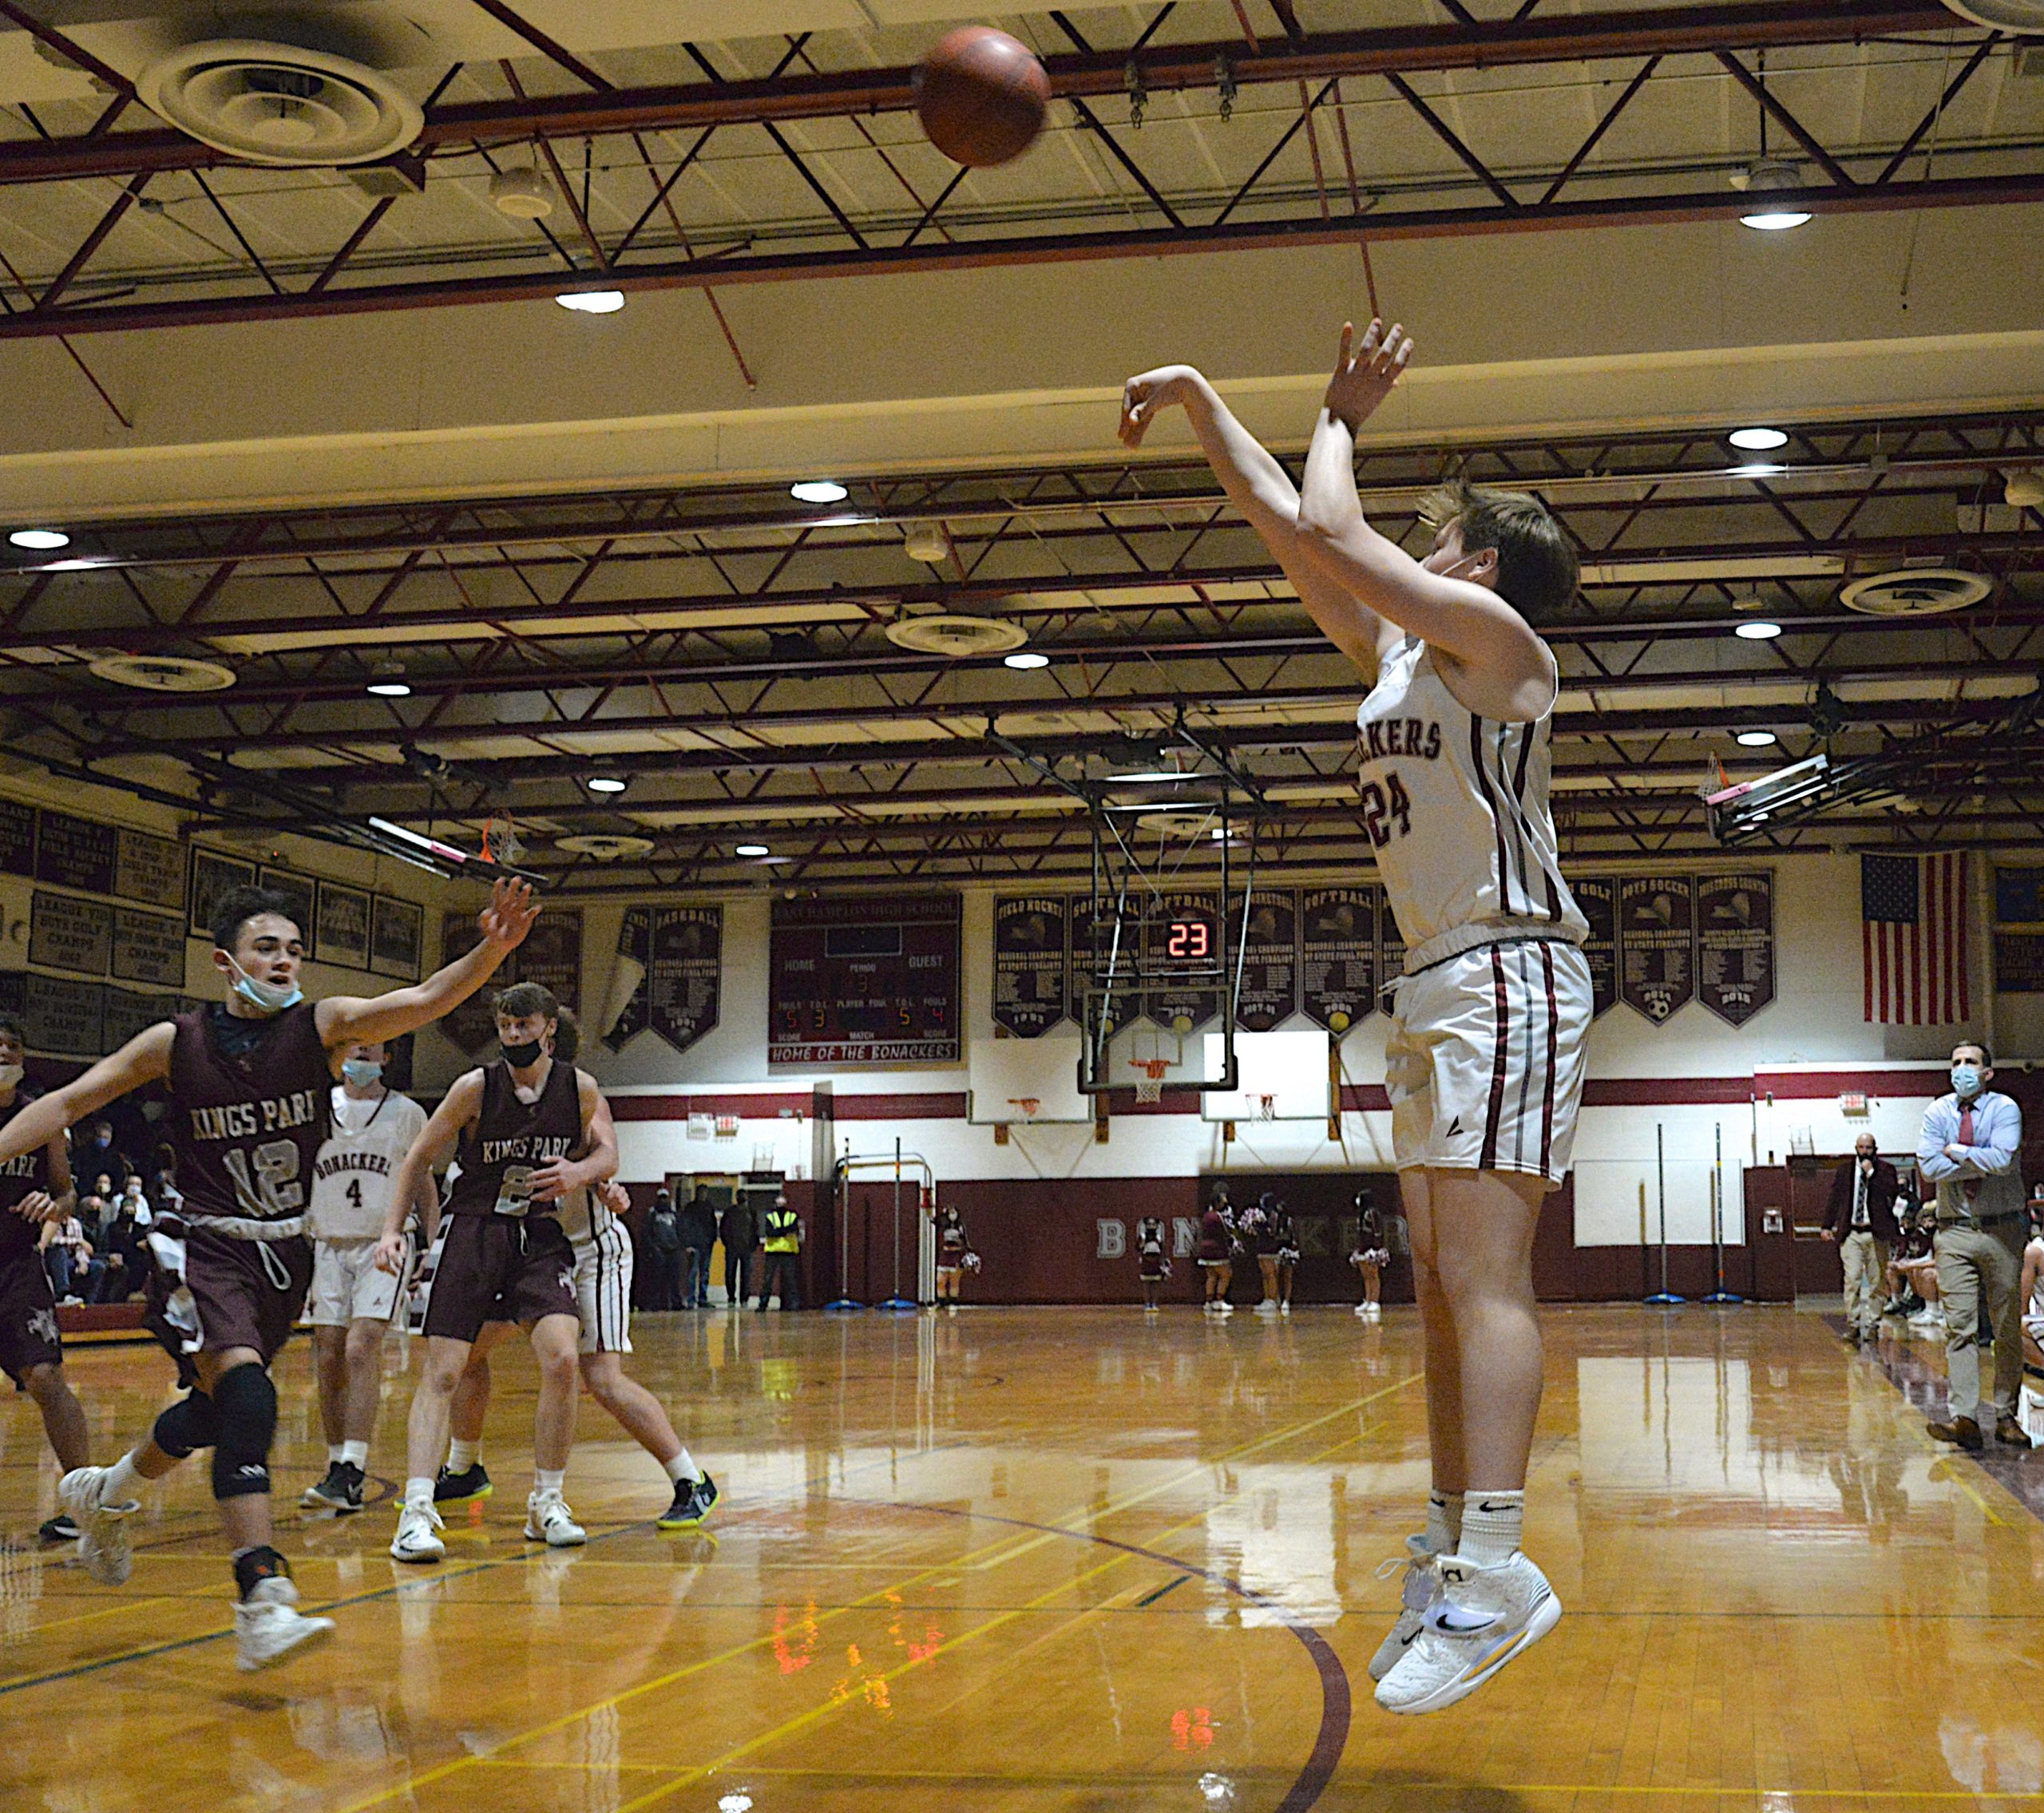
top-left (310, 1087), bottom-right (430, 1242)
top-left (169, 1003), bottom-right (335, 1229)
top-left (1356, 636), bottom-right (1587, 972)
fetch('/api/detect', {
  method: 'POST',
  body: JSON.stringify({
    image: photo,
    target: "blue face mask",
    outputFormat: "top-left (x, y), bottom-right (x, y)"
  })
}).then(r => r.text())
top-left (341, 1058), bottom-right (383, 1088)
top-left (1951, 1063), bottom-right (1983, 1098)
top-left (229, 957), bottom-right (303, 1015)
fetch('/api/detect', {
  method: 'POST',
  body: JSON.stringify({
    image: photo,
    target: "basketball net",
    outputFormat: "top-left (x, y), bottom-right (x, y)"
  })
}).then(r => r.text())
top-left (1007, 1097), bottom-right (1042, 1125)
top-left (1255, 1092), bottom-right (1278, 1122)
top-left (1131, 1058), bottom-right (1168, 1106)
top-left (480, 813), bottom-right (524, 866)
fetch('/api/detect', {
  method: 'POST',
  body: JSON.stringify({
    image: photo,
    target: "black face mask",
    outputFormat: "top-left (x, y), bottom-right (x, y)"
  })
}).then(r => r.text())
top-left (501, 1040), bottom-right (544, 1069)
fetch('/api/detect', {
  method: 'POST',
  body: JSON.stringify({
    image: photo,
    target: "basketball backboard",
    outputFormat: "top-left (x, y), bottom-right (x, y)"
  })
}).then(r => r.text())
top-left (968, 1030), bottom-right (1092, 1125)
top-left (1199, 1028), bottom-right (1331, 1122)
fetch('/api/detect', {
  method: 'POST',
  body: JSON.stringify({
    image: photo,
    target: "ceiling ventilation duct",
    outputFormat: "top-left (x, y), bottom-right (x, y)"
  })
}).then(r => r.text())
top-left (1838, 568), bottom-right (1991, 616)
top-left (884, 615), bottom-right (1028, 657)
top-left (137, 27), bottom-right (424, 168)
top-left (1935, 0), bottom-right (2044, 26)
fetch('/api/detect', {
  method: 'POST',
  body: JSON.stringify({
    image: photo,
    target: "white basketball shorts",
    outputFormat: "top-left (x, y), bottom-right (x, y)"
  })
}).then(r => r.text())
top-left (1383, 936), bottom-right (1590, 1186)
top-left (572, 1217), bottom-right (634, 1356)
top-left (308, 1237), bottom-right (407, 1328)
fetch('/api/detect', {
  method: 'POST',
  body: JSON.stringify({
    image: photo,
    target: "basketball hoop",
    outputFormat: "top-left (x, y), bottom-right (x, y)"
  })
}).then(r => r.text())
top-left (1131, 1058), bottom-right (1168, 1106)
top-left (1254, 1092), bottom-right (1278, 1122)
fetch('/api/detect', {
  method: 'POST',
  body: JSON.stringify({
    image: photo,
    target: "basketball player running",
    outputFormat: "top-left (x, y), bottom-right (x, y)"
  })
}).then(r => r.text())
top-left (434, 1011), bottom-right (718, 1530)
top-left (0, 1013), bottom-right (110, 1570)
top-left (302, 1040), bottom-right (434, 1514)
top-left (0, 877), bottom-right (538, 1669)
top-left (379, 982), bottom-right (612, 1562)
top-left (1123, 321), bottom-right (1590, 1714)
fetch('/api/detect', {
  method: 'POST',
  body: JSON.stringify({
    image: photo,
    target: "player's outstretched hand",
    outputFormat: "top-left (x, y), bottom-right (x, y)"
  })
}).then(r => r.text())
top-left (477, 877), bottom-right (540, 952)
top-left (1323, 319), bottom-right (1412, 433)
top-left (372, 1230), bottom-right (408, 1276)
top-left (1119, 365), bottom-right (1202, 449)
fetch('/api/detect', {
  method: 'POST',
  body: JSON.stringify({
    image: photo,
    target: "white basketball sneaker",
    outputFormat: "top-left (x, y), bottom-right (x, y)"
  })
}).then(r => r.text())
top-left (58, 1466), bottom-right (139, 1588)
top-left (390, 1499), bottom-right (446, 1564)
top-left (1369, 1535), bottom-right (1441, 1682)
top-left (234, 1574), bottom-right (335, 1671)
top-left (1374, 1551), bottom-right (1561, 1716)
top-left (524, 1490), bottom-right (586, 1548)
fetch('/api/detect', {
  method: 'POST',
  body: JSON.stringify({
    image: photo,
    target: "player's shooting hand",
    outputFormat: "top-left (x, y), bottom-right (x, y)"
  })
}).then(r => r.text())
top-left (526, 1156), bottom-right (584, 1204)
top-left (478, 877), bottom-right (540, 953)
top-left (372, 1231), bottom-right (408, 1276)
top-left (1118, 366), bottom-right (1202, 449)
top-left (1323, 319), bottom-right (1412, 433)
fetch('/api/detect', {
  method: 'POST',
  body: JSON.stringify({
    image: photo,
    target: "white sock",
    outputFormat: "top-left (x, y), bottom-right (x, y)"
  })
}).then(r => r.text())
top-left (340, 1441), bottom-right (369, 1469)
top-left (663, 1449), bottom-right (703, 1484)
top-left (447, 1439), bottom-right (480, 1473)
top-left (534, 1469), bottom-right (565, 1497)
top-left (327, 1444), bottom-right (344, 1466)
top-left (403, 1475), bottom-right (435, 1510)
top-left (1423, 1490), bottom-right (1463, 1555)
top-left (102, 1451), bottom-right (141, 1502)
top-left (1460, 1490), bottom-right (1524, 1566)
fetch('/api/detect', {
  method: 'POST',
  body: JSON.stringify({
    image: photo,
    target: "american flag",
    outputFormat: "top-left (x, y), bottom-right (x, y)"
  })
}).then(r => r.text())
top-left (1862, 853), bottom-right (1971, 1024)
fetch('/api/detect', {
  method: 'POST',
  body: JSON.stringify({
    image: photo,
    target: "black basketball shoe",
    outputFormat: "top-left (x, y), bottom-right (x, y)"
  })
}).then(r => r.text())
top-left (434, 1463), bottom-right (493, 1506)
top-left (303, 1461), bottom-right (366, 1514)
top-left (657, 1471), bottom-right (719, 1530)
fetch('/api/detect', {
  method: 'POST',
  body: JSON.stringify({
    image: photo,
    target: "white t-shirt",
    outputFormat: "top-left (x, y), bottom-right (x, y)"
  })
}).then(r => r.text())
top-left (309, 1087), bottom-right (429, 1242)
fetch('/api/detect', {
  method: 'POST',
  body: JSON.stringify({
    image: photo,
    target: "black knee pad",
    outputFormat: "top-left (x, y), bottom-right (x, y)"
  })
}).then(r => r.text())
top-left (209, 1362), bottom-right (278, 1501)
top-left (152, 1390), bottom-right (220, 1460)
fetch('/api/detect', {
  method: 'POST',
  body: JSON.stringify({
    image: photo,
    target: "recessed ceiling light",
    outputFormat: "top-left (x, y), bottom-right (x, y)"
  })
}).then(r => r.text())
top-left (1729, 426), bottom-right (1788, 451)
top-left (555, 289), bottom-right (624, 314)
top-left (790, 480), bottom-right (849, 505)
top-left (8, 528), bottom-right (69, 551)
top-left (1004, 650), bottom-right (1050, 670)
top-left (587, 775), bottom-right (628, 794)
top-left (366, 679), bottom-right (412, 697)
top-left (1741, 209), bottom-right (1811, 232)
top-left (1734, 620), bottom-right (1784, 639)
top-left (1736, 730), bottom-right (1778, 747)
top-left (735, 842), bottom-right (770, 857)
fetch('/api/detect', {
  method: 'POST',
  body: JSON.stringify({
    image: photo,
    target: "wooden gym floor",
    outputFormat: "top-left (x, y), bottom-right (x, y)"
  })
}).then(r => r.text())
top-left (0, 1301), bottom-right (2038, 1812)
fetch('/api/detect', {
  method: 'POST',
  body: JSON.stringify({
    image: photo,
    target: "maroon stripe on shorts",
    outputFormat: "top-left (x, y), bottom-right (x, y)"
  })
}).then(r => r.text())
top-left (1480, 944), bottom-right (1512, 1171)
top-left (1538, 941), bottom-right (1559, 1176)
top-left (1469, 715), bottom-right (1518, 916)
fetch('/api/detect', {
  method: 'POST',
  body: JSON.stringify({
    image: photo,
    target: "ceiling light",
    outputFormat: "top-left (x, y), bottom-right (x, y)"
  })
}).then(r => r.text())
top-left (1737, 159), bottom-right (1812, 231)
top-left (554, 289), bottom-right (624, 314)
top-left (586, 776), bottom-right (628, 794)
top-left (1004, 650), bottom-right (1050, 670)
top-left (1729, 426), bottom-right (1788, 452)
top-left (8, 528), bottom-right (69, 551)
top-left (1108, 768), bottom-right (1198, 784)
top-left (366, 679), bottom-right (411, 697)
top-left (1741, 208), bottom-right (1812, 231)
top-left (1736, 730), bottom-right (1778, 747)
top-left (790, 480), bottom-right (848, 505)
top-left (1734, 620), bottom-right (1784, 639)
top-left (735, 842), bottom-right (770, 857)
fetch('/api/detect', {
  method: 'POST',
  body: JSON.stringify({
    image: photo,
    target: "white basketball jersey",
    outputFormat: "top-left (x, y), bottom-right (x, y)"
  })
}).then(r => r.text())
top-left (1357, 637), bottom-right (1586, 968)
top-left (309, 1087), bottom-right (429, 1241)
top-left (555, 1185), bottom-right (620, 1249)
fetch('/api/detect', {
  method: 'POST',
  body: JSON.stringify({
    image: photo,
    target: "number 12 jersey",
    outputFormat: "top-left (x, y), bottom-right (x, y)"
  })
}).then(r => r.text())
top-left (169, 1003), bottom-right (334, 1229)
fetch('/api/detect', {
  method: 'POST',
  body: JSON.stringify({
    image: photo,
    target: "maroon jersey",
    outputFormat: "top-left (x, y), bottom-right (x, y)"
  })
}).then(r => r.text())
top-left (0, 1091), bottom-right (51, 1261)
top-left (445, 1059), bottom-right (583, 1218)
top-left (170, 1003), bottom-right (332, 1225)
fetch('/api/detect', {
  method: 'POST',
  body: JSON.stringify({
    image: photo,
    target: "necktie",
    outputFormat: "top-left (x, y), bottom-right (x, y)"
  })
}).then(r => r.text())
top-left (1958, 1106), bottom-right (1980, 1204)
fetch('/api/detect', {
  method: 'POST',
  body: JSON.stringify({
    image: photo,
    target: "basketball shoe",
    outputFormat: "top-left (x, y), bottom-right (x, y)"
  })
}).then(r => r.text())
top-left (434, 1461), bottom-right (493, 1506)
top-left (525, 1489), bottom-right (586, 1547)
top-left (235, 1573), bottom-right (335, 1671)
top-left (58, 1466), bottom-right (138, 1588)
top-left (1369, 1534), bottom-right (1441, 1681)
top-left (390, 1500), bottom-right (446, 1563)
top-left (1374, 1551), bottom-right (1561, 1715)
top-left (658, 1471), bottom-right (719, 1530)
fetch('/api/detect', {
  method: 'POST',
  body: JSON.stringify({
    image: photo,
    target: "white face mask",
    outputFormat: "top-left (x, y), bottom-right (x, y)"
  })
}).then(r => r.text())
top-left (228, 956), bottom-right (303, 1014)
top-left (0, 1063), bottom-right (21, 1091)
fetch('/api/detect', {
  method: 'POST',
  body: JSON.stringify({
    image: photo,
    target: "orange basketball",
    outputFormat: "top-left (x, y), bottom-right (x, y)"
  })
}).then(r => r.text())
top-left (915, 26), bottom-right (1051, 168)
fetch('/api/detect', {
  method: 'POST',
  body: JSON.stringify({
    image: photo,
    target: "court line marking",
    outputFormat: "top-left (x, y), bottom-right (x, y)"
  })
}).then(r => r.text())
top-left (332, 1376), bottom-right (1417, 1813)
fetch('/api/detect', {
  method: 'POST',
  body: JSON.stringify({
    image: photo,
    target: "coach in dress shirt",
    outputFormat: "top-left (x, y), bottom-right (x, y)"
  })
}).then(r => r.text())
top-left (1918, 1041), bottom-right (2029, 1451)
top-left (1823, 1133), bottom-right (1901, 1345)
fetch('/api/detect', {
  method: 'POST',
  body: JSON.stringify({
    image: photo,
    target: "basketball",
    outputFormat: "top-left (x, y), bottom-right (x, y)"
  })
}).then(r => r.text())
top-left (914, 26), bottom-right (1051, 168)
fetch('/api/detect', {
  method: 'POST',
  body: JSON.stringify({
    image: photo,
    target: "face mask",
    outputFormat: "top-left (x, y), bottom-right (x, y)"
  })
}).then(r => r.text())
top-left (501, 1039), bottom-right (544, 1069)
top-left (228, 957), bottom-right (302, 1014)
top-left (341, 1059), bottom-right (383, 1088)
top-left (0, 1063), bottom-right (21, 1090)
top-left (1951, 1064), bottom-right (1983, 1098)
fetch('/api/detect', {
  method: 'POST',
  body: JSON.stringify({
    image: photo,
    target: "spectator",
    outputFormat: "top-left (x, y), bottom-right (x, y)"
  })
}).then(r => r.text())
top-left (645, 1189), bottom-right (684, 1311)
top-left (94, 1190), bottom-right (153, 1303)
top-left (1886, 1201), bottom-right (1942, 1328)
top-left (70, 1121), bottom-right (127, 1197)
top-left (719, 1192), bottom-right (757, 1310)
top-left (1822, 1133), bottom-right (1901, 1345)
top-left (2029, 1180), bottom-right (2044, 1241)
top-left (117, 1174), bottom-right (151, 1230)
top-left (1919, 1040), bottom-right (2028, 1451)
top-left (680, 1186), bottom-right (718, 1309)
top-left (757, 1193), bottom-right (802, 1310)
top-left (39, 1212), bottom-right (101, 1306)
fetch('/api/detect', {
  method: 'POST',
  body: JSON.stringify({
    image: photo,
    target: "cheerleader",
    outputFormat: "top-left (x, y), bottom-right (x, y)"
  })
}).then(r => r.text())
top-left (934, 1205), bottom-right (970, 1312)
top-left (1196, 1192), bottom-right (1234, 1316)
top-left (2018, 1221), bottom-right (2044, 1445)
top-left (1260, 1195), bottom-right (1299, 1316)
top-left (1351, 1191), bottom-right (1388, 1319)
top-left (1136, 1214), bottom-right (1170, 1312)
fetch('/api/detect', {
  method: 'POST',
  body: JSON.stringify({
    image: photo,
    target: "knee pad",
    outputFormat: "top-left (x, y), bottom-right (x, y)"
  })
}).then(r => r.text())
top-left (152, 1390), bottom-right (220, 1460)
top-left (209, 1362), bottom-right (278, 1501)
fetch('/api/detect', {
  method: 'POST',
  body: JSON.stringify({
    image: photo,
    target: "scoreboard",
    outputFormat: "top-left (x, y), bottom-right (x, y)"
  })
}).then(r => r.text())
top-left (769, 894), bottom-right (961, 1065)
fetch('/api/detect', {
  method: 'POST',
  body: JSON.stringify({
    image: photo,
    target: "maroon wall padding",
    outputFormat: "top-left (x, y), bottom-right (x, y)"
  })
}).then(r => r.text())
top-left (938, 1176), bottom-right (1201, 1304)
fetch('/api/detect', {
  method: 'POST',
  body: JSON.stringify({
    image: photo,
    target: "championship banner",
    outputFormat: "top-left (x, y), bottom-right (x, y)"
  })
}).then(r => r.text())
top-left (1301, 887), bottom-right (1377, 1033)
top-left (607, 906), bottom-right (722, 1052)
top-left (28, 891), bottom-right (112, 977)
top-left (1619, 873), bottom-right (1697, 1023)
top-left (1229, 889), bottom-right (1297, 1032)
top-left (992, 897), bottom-right (1068, 1038)
top-left (1069, 897), bottom-right (1139, 1039)
top-left (1571, 876), bottom-right (1619, 1019)
top-left (1697, 872), bottom-right (1775, 1026)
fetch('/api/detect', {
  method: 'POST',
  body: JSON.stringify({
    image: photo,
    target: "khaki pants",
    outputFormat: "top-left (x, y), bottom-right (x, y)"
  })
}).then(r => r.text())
top-left (1840, 1230), bottom-right (1889, 1335)
top-left (1934, 1219), bottom-right (2027, 1423)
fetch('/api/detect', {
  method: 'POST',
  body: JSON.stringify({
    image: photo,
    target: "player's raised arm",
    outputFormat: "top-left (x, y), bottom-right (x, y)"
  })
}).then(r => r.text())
top-left (529, 1076), bottom-right (617, 1204)
top-left (1296, 322), bottom-right (1554, 699)
top-left (317, 877), bottom-right (539, 1051)
top-left (0, 1023), bottom-right (175, 1168)
top-left (377, 1069), bottom-right (482, 1271)
top-left (1120, 363), bottom-right (1396, 677)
